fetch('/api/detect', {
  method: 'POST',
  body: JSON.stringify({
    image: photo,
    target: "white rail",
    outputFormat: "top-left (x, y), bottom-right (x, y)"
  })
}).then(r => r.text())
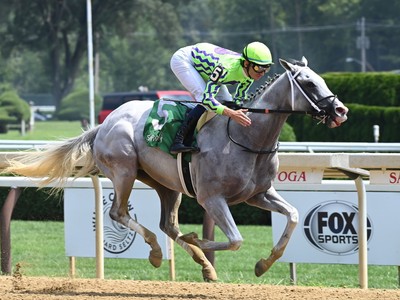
top-left (0, 140), bottom-right (61, 150)
top-left (280, 142), bottom-right (400, 152)
top-left (0, 140), bottom-right (399, 152)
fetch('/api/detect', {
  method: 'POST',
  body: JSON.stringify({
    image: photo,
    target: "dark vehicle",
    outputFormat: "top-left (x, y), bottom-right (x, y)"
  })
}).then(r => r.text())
top-left (98, 90), bottom-right (193, 124)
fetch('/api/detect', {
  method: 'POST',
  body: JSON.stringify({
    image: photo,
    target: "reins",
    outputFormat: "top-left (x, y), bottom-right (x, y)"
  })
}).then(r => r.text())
top-left (237, 106), bottom-right (327, 117)
top-left (227, 118), bottom-right (279, 154)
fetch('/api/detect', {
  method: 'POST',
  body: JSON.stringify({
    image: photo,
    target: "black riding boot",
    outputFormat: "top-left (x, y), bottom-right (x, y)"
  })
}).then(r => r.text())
top-left (170, 105), bottom-right (206, 154)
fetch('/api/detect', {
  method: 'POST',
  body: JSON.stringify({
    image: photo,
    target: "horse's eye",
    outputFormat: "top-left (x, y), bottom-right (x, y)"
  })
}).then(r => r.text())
top-left (306, 82), bottom-right (316, 88)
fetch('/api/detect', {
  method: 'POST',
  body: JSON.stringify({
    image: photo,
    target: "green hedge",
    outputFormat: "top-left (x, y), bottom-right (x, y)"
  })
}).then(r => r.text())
top-left (288, 104), bottom-right (400, 142)
top-left (287, 72), bottom-right (400, 142)
top-left (322, 72), bottom-right (400, 107)
top-left (0, 187), bottom-right (64, 221)
top-left (1, 187), bottom-right (271, 225)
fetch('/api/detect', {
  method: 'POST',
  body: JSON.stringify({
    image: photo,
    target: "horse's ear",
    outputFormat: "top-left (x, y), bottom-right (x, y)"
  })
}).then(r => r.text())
top-left (279, 58), bottom-right (295, 72)
top-left (301, 56), bottom-right (308, 67)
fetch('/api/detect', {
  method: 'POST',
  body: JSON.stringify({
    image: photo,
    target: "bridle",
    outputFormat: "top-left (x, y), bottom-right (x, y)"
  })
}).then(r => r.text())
top-left (286, 68), bottom-right (337, 119)
top-left (227, 66), bottom-right (338, 154)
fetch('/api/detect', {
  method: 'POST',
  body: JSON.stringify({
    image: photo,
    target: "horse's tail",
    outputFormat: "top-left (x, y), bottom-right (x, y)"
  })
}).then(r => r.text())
top-left (2, 126), bottom-right (100, 189)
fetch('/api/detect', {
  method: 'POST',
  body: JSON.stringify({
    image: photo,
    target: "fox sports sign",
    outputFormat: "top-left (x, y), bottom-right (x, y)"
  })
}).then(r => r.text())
top-left (303, 200), bottom-right (372, 255)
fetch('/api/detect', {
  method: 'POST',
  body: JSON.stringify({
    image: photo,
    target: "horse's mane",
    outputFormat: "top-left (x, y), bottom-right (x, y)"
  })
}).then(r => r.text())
top-left (248, 73), bottom-right (282, 102)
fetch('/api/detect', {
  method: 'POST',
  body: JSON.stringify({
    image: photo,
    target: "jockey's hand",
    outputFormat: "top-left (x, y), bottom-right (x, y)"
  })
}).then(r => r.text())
top-left (223, 107), bottom-right (251, 127)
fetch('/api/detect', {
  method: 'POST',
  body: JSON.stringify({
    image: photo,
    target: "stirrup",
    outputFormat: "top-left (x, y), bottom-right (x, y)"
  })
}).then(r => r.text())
top-left (170, 143), bottom-right (200, 155)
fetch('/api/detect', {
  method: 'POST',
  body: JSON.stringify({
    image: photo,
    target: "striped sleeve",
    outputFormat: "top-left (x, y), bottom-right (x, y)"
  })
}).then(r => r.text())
top-left (233, 79), bottom-right (253, 102)
top-left (202, 81), bottom-right (225, 115)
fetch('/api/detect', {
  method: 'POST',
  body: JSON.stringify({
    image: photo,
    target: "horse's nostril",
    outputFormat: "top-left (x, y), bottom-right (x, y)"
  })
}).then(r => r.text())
top-left (335, 106), bottom-right (348, 116)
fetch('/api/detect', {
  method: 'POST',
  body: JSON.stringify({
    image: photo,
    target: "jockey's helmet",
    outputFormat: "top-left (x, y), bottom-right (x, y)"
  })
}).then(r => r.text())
top-left (242, 42), bottom-right (273, 66)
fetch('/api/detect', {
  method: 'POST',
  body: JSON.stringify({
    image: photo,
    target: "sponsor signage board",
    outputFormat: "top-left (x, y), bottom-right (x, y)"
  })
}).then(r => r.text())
top-left (370, 170), bottom-right (400, 185)
top-left (64, 188), bottom-right (170, 259)
top-left (274, 168), bottom-right (324, 184)
top-left (272, 191), bottom-right (400, 265)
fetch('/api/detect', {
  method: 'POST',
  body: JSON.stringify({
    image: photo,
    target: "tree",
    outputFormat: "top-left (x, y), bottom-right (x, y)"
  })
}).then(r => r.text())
top-left (1, 0), bottom-right (183, 110)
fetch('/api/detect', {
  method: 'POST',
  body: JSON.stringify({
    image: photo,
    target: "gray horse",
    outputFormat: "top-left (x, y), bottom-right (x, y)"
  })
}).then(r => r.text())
top-left (4, 57), bottom-right (348, 281)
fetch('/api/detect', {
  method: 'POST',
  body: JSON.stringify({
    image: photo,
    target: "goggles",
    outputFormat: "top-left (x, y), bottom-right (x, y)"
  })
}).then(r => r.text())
top-left (252, 63), bottom-right (271, 74)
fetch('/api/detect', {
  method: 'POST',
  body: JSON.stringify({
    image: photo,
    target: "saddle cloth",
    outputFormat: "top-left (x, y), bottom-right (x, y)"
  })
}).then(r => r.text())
top-left (143, 99), bottom-right (216, 198)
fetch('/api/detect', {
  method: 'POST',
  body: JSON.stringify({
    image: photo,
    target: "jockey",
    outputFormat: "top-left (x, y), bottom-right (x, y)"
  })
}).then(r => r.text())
top-left (169, 41), bottom-right (273, 154)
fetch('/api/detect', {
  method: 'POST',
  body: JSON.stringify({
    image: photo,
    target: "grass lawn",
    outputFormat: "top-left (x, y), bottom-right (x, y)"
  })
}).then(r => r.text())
top-left (1, 121), bottom-right (84, 140)
top-left (9, 221), bottom-right (400, 289)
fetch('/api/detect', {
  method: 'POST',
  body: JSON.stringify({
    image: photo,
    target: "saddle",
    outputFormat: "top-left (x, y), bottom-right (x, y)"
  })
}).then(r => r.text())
top-left (143, 99), bottom-right (215, 156)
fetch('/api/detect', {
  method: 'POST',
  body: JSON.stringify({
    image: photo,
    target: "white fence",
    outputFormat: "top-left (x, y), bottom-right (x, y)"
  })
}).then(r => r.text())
top-left (1, 140), bottom-right (400, 152)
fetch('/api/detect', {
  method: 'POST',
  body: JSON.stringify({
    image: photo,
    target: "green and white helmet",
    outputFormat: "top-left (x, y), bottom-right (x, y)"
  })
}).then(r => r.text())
top-left (242, 41), bottom-right (273, 66)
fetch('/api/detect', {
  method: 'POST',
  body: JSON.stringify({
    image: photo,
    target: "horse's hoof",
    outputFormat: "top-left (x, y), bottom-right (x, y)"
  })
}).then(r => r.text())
top-left (202, 265), bottom-right (217, 282)
top-left (149, 248), bottom-right (163, 268)
top-left (254, 258), bottom-right (270, 277)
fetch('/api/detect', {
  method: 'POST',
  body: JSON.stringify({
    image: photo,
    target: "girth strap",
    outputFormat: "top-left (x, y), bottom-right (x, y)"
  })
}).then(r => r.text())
top-left (176, 153), bottom-right (196, 198)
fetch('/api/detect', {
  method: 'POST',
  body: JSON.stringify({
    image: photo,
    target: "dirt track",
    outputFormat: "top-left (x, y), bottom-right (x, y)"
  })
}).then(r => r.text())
top-left (1, 276), bottom-right (400, 300)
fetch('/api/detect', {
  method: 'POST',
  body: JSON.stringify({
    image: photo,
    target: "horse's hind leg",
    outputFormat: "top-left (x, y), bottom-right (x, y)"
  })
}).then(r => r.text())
top-left (108, 174), bottom-right (163, 268)
top-left (138, 172), bottom-right (217, 281)
top-left (246, 187), bottom-right (298, 277)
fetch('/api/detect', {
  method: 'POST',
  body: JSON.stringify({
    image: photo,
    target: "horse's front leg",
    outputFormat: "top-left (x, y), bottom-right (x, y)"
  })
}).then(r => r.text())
top-left (246, 187), bottom-right (298, 277)
top-left (181, 196), bottom-right (244, 251)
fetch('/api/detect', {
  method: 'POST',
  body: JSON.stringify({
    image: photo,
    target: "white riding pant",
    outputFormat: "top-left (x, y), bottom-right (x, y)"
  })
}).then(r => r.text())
top-left (170, 46), bottom-right (232, 103)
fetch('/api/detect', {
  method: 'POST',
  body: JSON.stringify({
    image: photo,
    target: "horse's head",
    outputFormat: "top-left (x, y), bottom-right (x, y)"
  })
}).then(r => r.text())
top-left (279, 57), bottom-right (348, 128)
